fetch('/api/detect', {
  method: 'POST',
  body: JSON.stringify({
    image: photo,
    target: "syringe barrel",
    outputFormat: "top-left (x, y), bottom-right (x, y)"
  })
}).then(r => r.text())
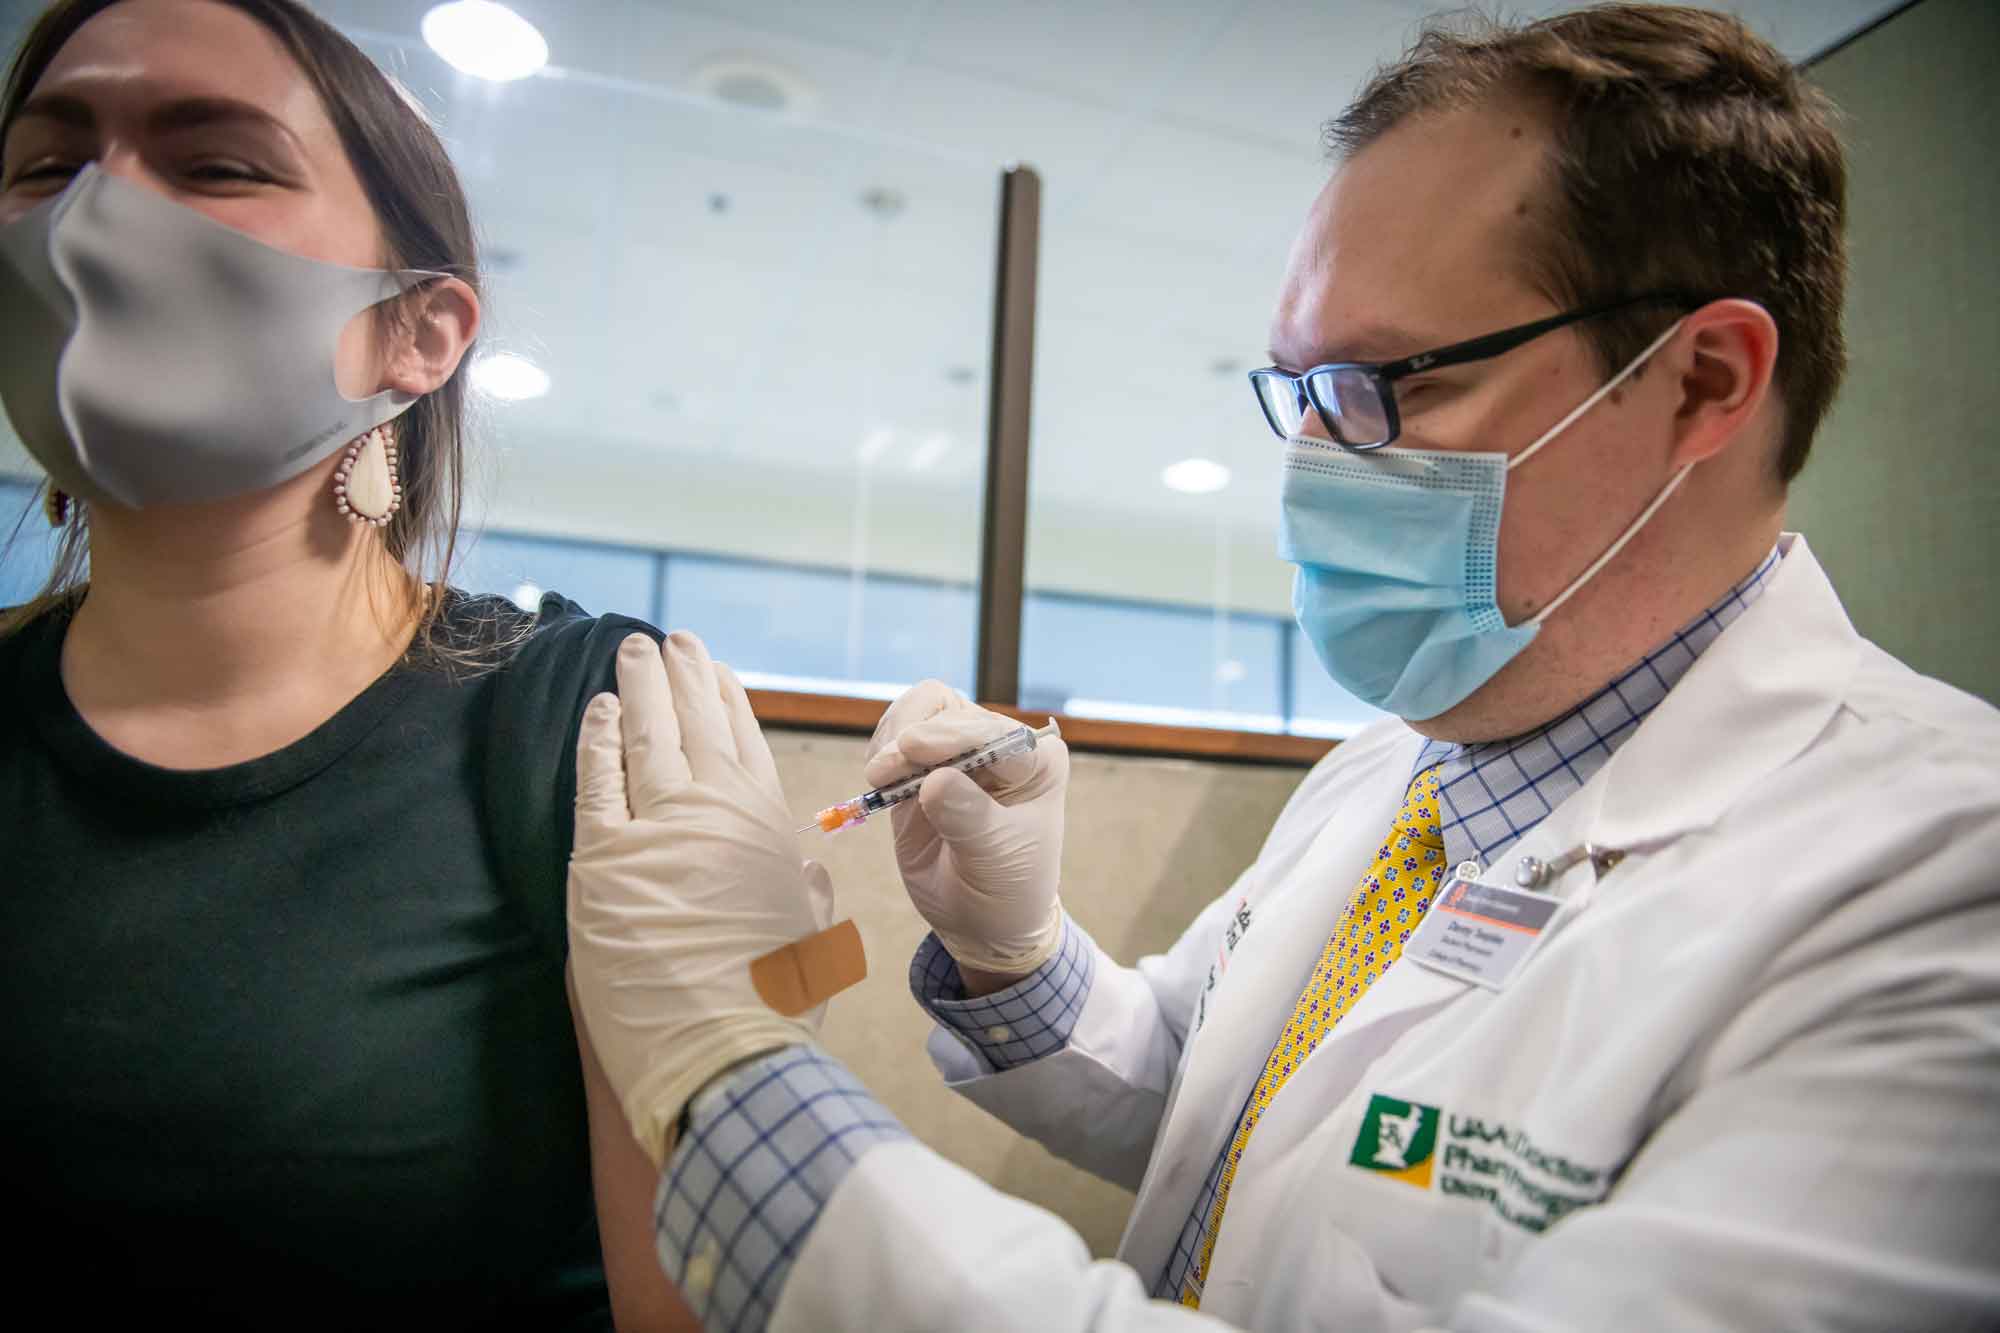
top-left (866, 723), bottom-right (1040, 813)
top-left (977, 727), bottom-right (1038, 763)
top-left (860, 784), bottom-right (903, 814)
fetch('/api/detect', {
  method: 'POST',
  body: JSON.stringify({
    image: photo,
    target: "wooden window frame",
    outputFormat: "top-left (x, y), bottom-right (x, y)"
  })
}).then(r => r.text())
top-left (746, 688), bottom-right (1336, 767)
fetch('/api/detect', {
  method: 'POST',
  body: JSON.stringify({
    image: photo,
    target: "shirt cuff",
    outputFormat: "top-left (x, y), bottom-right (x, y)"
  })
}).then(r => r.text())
top-left (654, 1045), bottom-right (909, 1332)
top-left (908, 914), bottom-right (1096, 1071)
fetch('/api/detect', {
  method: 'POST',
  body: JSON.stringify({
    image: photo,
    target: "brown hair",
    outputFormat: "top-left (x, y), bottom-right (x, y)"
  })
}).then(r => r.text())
top-left (0, 0), bottom-right (481, 643)
top-left (1329, 3), bottom-right (1847, 482)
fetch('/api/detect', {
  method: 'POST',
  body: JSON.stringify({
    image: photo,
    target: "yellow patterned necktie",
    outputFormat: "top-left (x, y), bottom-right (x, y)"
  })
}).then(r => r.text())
top-left (1180, 765), bottom-right (1448, 1307)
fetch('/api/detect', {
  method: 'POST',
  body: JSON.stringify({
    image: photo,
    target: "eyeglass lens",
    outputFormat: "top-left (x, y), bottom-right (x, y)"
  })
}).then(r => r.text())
top-left (1307, 367), bottom-right (1392, 447)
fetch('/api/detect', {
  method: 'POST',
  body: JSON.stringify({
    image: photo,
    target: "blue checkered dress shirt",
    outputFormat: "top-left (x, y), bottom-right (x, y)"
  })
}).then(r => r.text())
top-left (654, 547), bottom-right (1783, 1327)
top-left (654, 1045), bottom-right (908, 1330)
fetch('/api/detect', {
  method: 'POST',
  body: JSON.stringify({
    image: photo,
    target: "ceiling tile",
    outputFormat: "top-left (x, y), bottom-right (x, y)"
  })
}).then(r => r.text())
top-left (1073, 118), bottom-right (1325, 257)
top-left (865, 62), bottom-right (1134, 188)
top-left (907, 0), bottom-right (1224, 111)
top-left (652, 0), bottom-right (928, 57)
top-left (1160, 0), bottom-right (1418, 157)
top-left (608, 2), bottom-right (897, 128)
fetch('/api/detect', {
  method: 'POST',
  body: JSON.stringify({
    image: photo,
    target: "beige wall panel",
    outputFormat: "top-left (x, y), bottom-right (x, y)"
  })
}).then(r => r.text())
top-left (769, 728), bottom-right (1311, 1256)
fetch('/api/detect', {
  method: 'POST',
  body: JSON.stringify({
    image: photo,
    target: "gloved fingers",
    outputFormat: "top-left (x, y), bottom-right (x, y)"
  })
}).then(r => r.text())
top-left (717, 661), bottom-right (785, 798)
top-left (615, 633), bottom-right (690, 813)
top-left (888, 791), bottom-right (945, 867)
top-left (1016, 734), bottom-right (1071, 802)
top-left (864, 679), bottom-right (966, 768)
top-left (914, 764), bottom-right (1004, 844)
top-left (574, 691), bottom-right (630, 835)
top-left (663, 630), bottom-right (738, 787)
top-left (801, 858), bottom-right (835, 931)
top-left (864, 705), bottom-right (1019, 788)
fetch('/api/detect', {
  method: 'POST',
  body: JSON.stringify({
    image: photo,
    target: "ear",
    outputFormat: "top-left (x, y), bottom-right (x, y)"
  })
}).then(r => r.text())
top-left (1668, 298), bottom-right (1780, 470)
top-left (380, 276), bottom-right (481, 397)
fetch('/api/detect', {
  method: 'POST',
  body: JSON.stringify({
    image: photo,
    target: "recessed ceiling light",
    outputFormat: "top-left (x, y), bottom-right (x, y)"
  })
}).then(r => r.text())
top-left (690, 55), bottom-right (818, 118)
top-left (860, 186), bottom-right (907, 220)
top-left (471, 350), bottom-right (550, 400)
top-left (1162, 458), bottom-right (1231, 494)
top-left (712, 71), bottom-right (788, 111)
top-left (422, 2), bottom-right (549, 83)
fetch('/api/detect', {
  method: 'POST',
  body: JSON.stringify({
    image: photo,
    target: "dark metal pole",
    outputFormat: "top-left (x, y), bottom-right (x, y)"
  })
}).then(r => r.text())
top-left (976, 164), bottom-right (1041, 705)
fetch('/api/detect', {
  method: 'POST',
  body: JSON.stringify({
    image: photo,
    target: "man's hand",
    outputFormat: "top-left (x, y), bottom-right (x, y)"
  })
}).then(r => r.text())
top-left (863, 681), bottom-right (1069, 982)
top-left (567, 630), bottom-right (838, 1164)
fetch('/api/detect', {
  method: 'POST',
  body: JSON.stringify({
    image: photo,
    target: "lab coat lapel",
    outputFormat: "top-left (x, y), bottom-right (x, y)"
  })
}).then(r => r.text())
top-left (1592, 534), bottom-right (1859, 851)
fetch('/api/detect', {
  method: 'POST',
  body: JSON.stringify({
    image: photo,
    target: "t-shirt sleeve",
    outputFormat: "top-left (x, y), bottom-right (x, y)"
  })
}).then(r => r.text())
top-left (482, 593), bottom-right (666, 952)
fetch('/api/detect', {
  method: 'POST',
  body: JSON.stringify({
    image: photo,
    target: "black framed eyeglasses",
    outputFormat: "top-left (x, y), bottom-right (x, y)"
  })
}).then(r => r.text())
top-left (1248, 291), bottom-right (1709, 451)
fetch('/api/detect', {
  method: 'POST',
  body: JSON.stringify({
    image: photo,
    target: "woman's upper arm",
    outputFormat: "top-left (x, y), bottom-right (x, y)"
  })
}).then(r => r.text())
top-left (568, 966), bottom-right (702, 1332)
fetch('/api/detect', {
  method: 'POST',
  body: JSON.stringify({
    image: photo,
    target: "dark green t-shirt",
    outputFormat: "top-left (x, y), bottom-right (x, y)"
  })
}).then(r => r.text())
top-left (0, 591), bottom-right (655, 1329)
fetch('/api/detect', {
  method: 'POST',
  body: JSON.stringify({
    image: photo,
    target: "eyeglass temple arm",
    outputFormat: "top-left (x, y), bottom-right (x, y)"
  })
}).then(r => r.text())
top-left (1374, 291), bottom-right (1711, 382)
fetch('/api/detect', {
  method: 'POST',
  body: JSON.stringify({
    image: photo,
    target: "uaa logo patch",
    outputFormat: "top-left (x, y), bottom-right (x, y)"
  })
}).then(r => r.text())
top-left (1348, 1093), bottom-right (1440, 1189)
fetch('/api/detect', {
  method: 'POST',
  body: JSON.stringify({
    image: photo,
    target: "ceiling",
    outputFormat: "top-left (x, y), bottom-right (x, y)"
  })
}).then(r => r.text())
top-left (0, 0), bottom-right (1905, 613)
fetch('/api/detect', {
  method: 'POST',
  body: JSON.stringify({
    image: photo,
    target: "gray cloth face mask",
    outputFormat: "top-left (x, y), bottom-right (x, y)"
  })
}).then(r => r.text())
top-left (0, 163), bottom-right (440, 508)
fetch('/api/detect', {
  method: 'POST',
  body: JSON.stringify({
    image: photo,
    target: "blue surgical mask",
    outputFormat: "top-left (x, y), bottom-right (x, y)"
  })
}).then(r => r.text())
top-left (1280, 320), bottom-right (1690, 722)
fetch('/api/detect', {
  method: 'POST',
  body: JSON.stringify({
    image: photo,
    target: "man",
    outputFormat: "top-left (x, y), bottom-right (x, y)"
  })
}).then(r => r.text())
top-left (565, 6), bottom-right (2000, 1329)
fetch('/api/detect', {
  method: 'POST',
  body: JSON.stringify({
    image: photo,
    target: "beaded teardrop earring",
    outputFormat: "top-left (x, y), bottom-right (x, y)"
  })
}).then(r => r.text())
top-left (332, 424), bottom-right (402, 526)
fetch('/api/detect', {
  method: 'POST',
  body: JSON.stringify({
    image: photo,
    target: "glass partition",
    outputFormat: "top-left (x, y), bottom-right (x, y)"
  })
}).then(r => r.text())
top-left (0, 479), bottom-right (60, 608)
top-left (1014, 4), bottom-right (1398, 738)
top-left (0, 1), bottom-right (997, 704)
top-left (361, 0), bottom-right (996, 697)
top-left (0, 0), bottom-right (1479, 734)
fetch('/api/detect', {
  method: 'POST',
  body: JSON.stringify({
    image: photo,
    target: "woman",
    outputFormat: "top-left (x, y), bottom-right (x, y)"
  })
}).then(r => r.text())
top-left (0, 2), bottom-right (692, 1326)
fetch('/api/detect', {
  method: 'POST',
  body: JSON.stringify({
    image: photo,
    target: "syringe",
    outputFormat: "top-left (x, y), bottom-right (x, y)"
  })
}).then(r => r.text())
top-left (799, 720), bottom-right (1061, 834)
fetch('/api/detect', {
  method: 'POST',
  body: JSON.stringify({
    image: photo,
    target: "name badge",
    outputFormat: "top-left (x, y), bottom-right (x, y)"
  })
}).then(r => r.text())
top-left (1406, 875), bottom-right (1564, 991)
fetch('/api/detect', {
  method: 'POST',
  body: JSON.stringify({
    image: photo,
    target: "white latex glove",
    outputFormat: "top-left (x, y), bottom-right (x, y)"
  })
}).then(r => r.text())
top-left (862, 680), bottom-right (1068, 977)
top-left (568, 630), bottom-right (835, 1165)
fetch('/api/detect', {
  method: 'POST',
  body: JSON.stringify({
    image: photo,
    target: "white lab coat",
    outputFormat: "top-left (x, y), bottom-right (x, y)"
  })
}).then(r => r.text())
top-left (774, 535), bottom-right (2000, 1332)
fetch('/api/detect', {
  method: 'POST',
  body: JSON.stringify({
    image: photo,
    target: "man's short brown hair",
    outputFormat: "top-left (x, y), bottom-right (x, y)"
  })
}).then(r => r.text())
top-left (1329, 4), bottom-right (1847, 482)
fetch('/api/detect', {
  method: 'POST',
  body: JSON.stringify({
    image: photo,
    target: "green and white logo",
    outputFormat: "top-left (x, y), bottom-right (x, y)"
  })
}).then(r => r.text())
top-left (1348, 1093), bottom-right (1441, 1189)
top-left (1349, 1091), bottom-right (1622, 1231)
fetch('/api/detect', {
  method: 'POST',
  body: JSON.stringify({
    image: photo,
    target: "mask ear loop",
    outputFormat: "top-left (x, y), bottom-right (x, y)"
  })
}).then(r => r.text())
top-left (1506, 318), bottom-right (1687, 473)
top-left (1526, 462), bottom-right (1694, 627)
top-left (1501, 318), bottom-right (1694, 628)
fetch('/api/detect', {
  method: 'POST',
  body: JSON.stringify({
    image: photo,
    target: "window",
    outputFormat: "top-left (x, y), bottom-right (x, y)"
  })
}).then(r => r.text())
top-left (1010, 6), bottom-right (1405, 738)
top-left (0, 479), bottom-right (62, 608)
top-left (452, 531), bottom-right (656, 622)
top-left (664, 555), bottom-right (975, 700)
top-left (1022, 592), bottom-right (1285, 731)
top-left (336, 1), bottom-right (997, 706)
